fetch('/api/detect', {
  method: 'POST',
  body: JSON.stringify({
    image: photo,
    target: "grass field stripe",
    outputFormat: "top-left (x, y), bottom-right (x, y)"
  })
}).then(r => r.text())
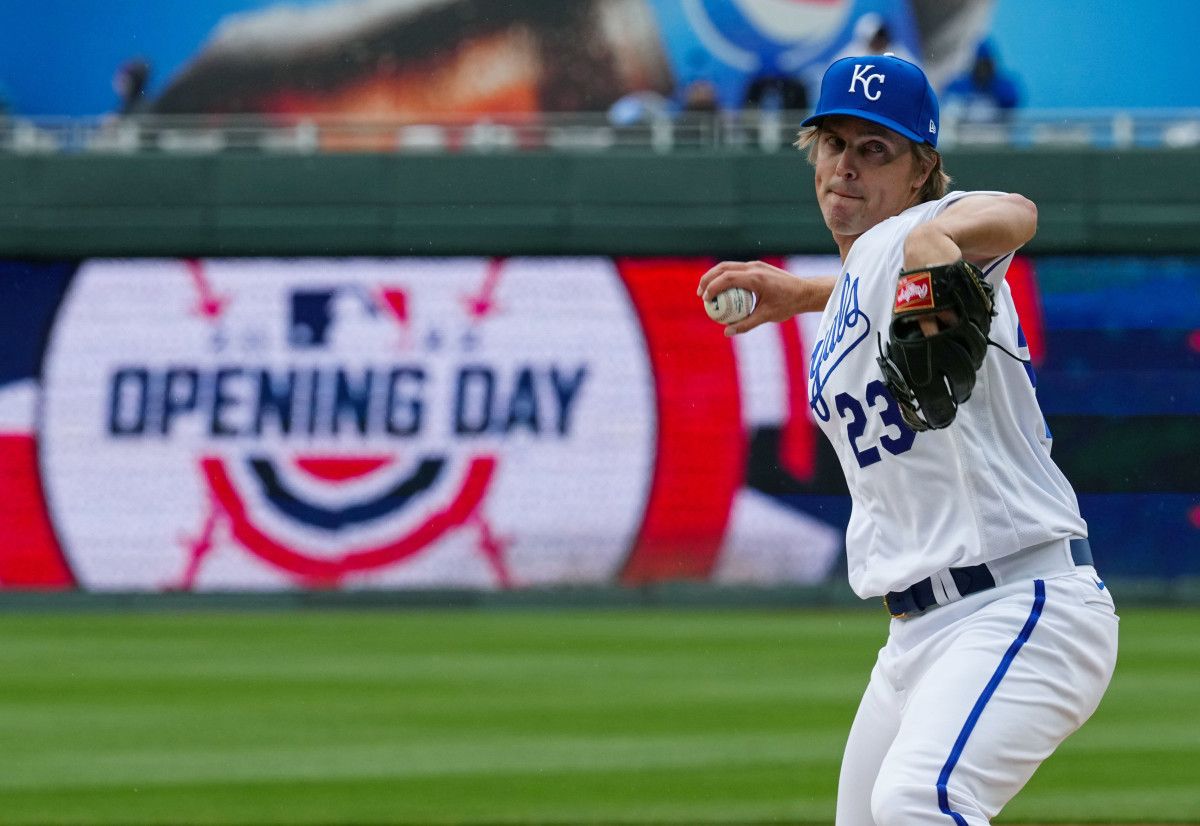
top-left (936, 579), bottom-right (1047, 826)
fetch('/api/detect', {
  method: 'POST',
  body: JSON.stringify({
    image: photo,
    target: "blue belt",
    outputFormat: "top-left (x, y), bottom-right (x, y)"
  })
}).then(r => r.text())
top-left (884, 538), bottom-right (1093, 618)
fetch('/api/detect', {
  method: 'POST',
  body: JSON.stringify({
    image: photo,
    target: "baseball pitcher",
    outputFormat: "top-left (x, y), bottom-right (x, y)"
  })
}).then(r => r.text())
top-left (699, 54), bottom-right (1118, 826)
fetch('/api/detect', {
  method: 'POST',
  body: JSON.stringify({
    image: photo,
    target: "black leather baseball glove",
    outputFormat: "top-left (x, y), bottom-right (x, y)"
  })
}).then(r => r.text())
top-left (876, 260), bottom-right (996, 431)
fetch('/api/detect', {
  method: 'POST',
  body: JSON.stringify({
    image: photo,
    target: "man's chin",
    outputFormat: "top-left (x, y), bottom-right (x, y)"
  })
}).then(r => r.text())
top-left (821, 206), bottom-right (863, 236)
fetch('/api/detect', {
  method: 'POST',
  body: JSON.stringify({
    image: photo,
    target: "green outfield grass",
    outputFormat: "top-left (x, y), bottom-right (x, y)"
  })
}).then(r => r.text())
top-left (0, 603), bottom-right (1195, 825)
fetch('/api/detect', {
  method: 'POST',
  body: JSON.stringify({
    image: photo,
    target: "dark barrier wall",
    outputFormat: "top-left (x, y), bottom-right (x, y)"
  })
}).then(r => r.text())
top-left (2, 148), bottom-right (1200, 258)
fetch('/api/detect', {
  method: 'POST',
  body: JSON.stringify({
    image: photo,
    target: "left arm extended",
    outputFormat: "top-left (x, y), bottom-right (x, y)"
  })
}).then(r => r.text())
top-left (902, 193), bottom-right (1038, 271)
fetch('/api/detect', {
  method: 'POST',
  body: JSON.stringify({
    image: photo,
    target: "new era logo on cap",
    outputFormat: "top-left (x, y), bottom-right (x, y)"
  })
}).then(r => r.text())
top-left (802, 54), bottom-right (940, 147)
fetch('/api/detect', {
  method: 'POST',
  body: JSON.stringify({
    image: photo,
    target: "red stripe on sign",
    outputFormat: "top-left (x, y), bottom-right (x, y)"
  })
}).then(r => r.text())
top-left (778, 317), bottom-right (817, 482)
top-left (615, 258), bottom-right (745, 583)
top-left (294, 455), bottom-right (393, 482)
top-left (202, 455), bottom-right (496, 585)
top-left (0, 434), bottom-right (74, 588)
top-left (1004, 255), bottom-right (1046, 366)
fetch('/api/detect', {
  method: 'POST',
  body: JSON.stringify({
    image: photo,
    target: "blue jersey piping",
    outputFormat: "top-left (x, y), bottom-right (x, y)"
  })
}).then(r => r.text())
top-left (936, 579), bottom-right (1047, 825)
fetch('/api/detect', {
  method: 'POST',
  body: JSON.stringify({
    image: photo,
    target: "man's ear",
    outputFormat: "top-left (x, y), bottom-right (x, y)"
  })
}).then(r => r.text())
top-left (912, 156), bottom-right (934, 192)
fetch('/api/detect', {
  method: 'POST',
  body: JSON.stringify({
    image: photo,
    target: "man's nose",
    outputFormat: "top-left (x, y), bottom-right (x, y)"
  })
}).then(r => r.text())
top-left (835, 152), bottom-right (856, 179)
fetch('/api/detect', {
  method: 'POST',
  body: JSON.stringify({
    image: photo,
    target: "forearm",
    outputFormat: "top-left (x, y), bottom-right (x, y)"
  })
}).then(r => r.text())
top-left (792, 275), bottom-right (837, 314)
top-left (697, 261), bottom-right (836, 336)
top-left (721, 273), bottom-right (835, 336)
top-left (904, 193), bottom-right (1038, 269)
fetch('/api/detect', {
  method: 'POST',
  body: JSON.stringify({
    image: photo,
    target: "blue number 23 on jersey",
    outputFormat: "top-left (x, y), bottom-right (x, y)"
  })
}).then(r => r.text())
top-left (835, 379), bottom-right (916, 468)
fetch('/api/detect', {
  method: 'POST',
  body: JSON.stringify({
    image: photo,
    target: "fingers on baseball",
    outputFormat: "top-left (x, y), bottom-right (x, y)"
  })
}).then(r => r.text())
top-left (697, 262), bottom-right (731, 297)
top-left (698, 261), bottom-right (752, 299)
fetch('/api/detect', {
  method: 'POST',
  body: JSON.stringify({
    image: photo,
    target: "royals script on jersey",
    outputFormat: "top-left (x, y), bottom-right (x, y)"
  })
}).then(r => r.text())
top-left (807, 191), bottom-right (1086, 598)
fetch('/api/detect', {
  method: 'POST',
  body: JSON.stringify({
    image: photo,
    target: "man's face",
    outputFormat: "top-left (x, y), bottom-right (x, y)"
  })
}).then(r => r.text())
top-left (812, 116), bottom-right (929, 239)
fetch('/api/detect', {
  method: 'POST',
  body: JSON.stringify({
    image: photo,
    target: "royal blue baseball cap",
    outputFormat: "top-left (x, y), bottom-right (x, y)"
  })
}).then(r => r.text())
top-left (801, 54), bottom-right (940, 147)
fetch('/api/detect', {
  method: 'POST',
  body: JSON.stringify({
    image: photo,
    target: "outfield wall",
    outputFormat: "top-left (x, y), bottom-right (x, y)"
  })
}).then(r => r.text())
top-left (3, 148), bottom-right (1200, 258)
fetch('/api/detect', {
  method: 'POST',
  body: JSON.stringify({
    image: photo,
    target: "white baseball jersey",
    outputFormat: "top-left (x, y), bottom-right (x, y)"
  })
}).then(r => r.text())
top-left (807, 190), bottom-right (1087, 598)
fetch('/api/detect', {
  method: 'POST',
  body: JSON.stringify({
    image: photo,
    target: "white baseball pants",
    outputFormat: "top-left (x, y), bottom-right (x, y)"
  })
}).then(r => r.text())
top-left (835, 567), bottom-right (1119, 826)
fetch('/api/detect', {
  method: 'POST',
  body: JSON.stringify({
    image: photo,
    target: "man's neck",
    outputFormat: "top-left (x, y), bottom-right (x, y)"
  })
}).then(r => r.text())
top-left (833, 232), bottom-right (860, 262)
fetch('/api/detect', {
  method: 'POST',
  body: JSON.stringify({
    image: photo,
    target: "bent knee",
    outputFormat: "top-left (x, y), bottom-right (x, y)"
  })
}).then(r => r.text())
top-left (871, 781), bottom-right (987, 826)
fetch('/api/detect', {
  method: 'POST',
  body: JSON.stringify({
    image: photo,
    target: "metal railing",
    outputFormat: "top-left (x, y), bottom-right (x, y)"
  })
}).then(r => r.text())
top-left (1, 109), bottom-right (1198, 156)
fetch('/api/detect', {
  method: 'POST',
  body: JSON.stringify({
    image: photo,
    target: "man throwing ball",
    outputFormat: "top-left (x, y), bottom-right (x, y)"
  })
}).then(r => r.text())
top-left (699, 54), bottom-right (1118, 826)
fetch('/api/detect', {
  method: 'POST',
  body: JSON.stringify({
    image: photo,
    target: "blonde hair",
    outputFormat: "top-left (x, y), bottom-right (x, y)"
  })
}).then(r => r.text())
top-left (794, 124), bottom-right (950, 203)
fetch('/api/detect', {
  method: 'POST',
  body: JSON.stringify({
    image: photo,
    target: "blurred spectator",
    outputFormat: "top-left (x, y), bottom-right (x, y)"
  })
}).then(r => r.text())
top-left (680, 79), bottom-right (720, 114)
top-left (113, 58), bottom-right (151, 115)
top-left (742, 72), bottom-right (809, 112)
top-left (834, 13), bottom-right (919, 65)
top-left (942, 40), bottom-right (1021, 123)
top-left (608, 90), bottom-right (672, 127)
top-left (607, 89), bottom-right (673, 152)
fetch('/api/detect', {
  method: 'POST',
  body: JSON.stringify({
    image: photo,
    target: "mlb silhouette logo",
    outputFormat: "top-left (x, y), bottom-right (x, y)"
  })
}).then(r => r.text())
top-left (289, 286), bottom-right (409, 348)
top-left (288, 289), bottom-right (343, 347)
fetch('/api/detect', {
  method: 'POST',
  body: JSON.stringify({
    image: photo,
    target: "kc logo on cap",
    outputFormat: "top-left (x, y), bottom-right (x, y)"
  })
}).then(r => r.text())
top-left (849, 64), bottom-right (886, 101)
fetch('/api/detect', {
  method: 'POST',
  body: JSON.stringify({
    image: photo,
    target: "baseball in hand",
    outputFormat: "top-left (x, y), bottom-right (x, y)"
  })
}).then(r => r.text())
top-left (704, 287), bottom-right (757, 325)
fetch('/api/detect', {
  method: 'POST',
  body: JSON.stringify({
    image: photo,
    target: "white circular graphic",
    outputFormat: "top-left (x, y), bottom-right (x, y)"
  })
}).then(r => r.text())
top-left (40, 258), bottom-right (656, 591)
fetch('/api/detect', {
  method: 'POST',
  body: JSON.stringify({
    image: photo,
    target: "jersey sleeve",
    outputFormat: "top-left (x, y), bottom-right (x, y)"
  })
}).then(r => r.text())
top-left (925, 190), bottom-right (1020, 286)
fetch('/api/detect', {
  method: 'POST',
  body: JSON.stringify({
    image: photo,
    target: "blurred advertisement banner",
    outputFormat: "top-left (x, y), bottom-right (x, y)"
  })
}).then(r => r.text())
top-left (151, 0), bottom-right (919, 118)
top-left (1, 257), bottom-right (841, 591)
top-left (2, 0), bottom-right (963, 118)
